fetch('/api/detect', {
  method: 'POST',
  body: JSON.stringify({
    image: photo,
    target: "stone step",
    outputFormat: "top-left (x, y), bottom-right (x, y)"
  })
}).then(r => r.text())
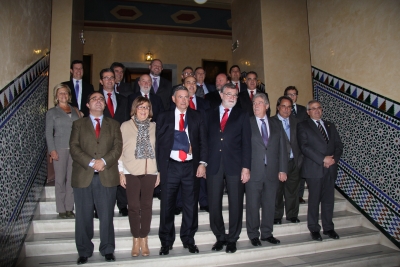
top-left (226, 244), bottom-right (400, 267)
top-left (24, 210), bottom-right (361, 257)
top-left (30, 198), bottom-right (347, 234)
top-left (17, 226), bottom-right (381, 267)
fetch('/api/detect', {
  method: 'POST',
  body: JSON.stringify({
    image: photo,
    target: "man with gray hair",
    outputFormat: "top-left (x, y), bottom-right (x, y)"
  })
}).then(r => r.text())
top-left (245, 93), bottom-right (287, 247)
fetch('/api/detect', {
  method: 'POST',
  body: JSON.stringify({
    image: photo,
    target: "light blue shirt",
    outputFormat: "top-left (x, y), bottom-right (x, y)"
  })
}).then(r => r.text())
top-left (277, 114), bottom-right (293, 158)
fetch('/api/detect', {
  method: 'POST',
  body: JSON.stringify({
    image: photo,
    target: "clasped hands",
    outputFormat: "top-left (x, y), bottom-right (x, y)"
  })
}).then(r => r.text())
top-left (323, 155), bottom-right (335, 168)
top-left (91, 159), bottom-right (105, 172)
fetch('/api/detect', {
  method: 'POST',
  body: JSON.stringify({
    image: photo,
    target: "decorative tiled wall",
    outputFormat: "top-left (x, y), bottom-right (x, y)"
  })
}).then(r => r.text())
top-left (0, 55), bottom-right (49, 267)
top-left (312, 67), bottom-right (400, 247)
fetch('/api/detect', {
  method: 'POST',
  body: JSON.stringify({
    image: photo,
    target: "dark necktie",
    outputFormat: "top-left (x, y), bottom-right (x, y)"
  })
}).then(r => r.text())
top-left (153, 78), bottom-right (158, 93)
top-left (189, 97), bottom-right (196, 110)
top-left (94, 118), bottom-right (101, 138)
top-left (144, 94), bottom-right (148, 99)
top-left (235, 83), bottom-right (239, 90)
top-left (107, 93), bottom-right (114, 118)
top-left (179, 114), bottom-right (187, 161)
top-left (74, 80), bottom-right (79, 103)
top-left (260, 118), bottom-right (269, 164)
top-left (292, 104), bottom-right (297, 116)
top-left (220, 108), bottom-right (229, 132)
top-left (115, 83), bottom-right (120, 93)
top-left (316, 120), bottom-right (329, 143)
top-left (250, 90), bottom-right (254, 101)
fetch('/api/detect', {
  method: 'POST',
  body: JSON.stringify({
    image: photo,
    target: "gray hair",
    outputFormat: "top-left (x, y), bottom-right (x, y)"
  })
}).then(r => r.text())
top-left (253, 93), bottom-right (269, 105)
top-left (220, 83), bottom-right (237, 93)
top-left (306, 100), bottom-right (321, 110)
top-left (173, 85), bottom-right (189, 96)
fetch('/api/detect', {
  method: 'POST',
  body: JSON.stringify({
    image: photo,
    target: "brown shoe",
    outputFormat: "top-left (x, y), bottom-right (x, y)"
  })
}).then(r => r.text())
top-left (66, 211), bottom-right (75, 218)
top-left (131, 238), bottom-right (140, 257)
top-left (140, 237), bottom-right (150, 256)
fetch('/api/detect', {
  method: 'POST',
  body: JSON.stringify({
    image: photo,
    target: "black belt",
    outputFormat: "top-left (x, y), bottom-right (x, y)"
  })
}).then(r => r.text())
top-left (169, 158), bottom-right (193, 163)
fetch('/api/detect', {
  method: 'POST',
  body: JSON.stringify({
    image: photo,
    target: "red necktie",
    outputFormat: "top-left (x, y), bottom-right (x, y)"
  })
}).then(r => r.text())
top-left (250, 90), bottom-right (254, 101)
top-left (235, 83), bottom-right (239, 90)
top-left (144, 94), bottom-right (148, 99)
top-left (179, 114), bottom-right (187, 161)
top-left (189, 96), bottom-right (196, 110)
top-left (94, 118), bottom-right (101, 138)
top-left (107, 93), bottom-right (115, 117)
top-left (220, 108), bottom-right (229, 132)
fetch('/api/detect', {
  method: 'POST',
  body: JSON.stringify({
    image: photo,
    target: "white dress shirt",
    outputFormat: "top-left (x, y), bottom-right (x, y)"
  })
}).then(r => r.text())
top-left (170, 108), bottom-right (192, 161)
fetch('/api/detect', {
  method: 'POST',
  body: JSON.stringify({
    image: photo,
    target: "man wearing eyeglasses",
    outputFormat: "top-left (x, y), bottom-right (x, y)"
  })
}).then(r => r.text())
top-left (172, 66), bottom-right (204, 99)
top-left (70, 91), bottom-right (122, 264)
top-left (99, 68), bottom-right (129, 217)
top-left (297, 100), bottom-right (343, 242)
top-left (206, 83), bottom-right (251, 253)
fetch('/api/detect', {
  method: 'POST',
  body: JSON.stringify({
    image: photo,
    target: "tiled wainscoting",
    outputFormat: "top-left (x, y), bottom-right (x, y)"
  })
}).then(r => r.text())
top-left (0, 55), bottom-right (49, 267)
top-left (312, 67), bottom-right (400, 248)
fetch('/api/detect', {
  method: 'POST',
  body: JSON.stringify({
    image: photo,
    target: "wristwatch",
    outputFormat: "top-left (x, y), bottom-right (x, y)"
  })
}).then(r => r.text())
top-left (200, 162), bottom-right (208, 167)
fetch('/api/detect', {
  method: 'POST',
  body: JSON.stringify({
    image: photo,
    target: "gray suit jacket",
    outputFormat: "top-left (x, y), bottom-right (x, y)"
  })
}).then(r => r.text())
top-left (45, 105), bottom-right (81, 152)
top-left (249, 116), bottom-right (288, 182)
top-left (271, 115), bottom-right (303, 169)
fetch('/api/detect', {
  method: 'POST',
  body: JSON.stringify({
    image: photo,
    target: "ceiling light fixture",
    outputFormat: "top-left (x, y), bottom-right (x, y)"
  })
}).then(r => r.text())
top-left (194, 0), bottom-right (207, 4)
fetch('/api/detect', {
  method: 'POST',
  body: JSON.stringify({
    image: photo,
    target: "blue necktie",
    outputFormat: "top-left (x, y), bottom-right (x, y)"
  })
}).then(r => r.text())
top-left (153, 78), bottom-right (158, 93)
top-left (260, 119), bottom-right (269, 164)
top-left (284, 118), bottom-right (293, 158)
top-left (74, 80), bottom-right (79, 104)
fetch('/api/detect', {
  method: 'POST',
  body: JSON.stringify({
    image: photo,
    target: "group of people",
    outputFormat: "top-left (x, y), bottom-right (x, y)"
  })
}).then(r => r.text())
top-left (45, 58), bottom-right (343, 265)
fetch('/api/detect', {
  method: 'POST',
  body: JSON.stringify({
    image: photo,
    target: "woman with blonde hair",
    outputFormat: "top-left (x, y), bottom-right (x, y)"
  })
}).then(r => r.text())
top-left (119, 96), bottom-right (160, 256)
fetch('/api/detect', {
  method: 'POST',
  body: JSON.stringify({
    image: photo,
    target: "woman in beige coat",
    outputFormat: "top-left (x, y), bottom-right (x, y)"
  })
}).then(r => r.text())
top-left (119, 96), bottom-right (160, 257)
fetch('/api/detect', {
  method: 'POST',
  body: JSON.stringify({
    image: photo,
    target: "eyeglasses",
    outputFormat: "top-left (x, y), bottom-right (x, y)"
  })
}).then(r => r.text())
top-left (137, 106), bottom-right (150, 110)
top-left (308, 106), bottom-right (322, 111)
top-left (222, 93), bottom-right (238, 98)
top-left (286, 93), bottom-right (297, 97)
top-left (102, 76), bottom-right (115, 81)
top-left (182, 72), bottom-right (194, 77)
top-left (90, 97), bottom-right (105, 102)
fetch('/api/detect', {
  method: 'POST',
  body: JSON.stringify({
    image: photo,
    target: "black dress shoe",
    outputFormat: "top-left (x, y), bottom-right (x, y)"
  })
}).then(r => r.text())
top-left (183, 244), bottom-right (199, 253)
top-left (273, 219), bottom-right (282, 225)
top-left (250, 237), bottom-right (262, 246)
top-left (119, 208), bottom-right (128, 216)
top-left (159, 245), bottom-right (173, 255)
top-left (104, 253), bottom-right (115, 262)
top-left (200, 206), bottom-right (209, 212)
top-left (261, 236), bottom-right (280, 244)
top-left (299, 197), bottom-right (306, 204)
top-left (77, 256), bottom-right (88, 265)
top-left (310, 231), bottom-right (323, 241)
top-left (225, 242), bottom-right (237, 253)
top-left (323, 230), bottom-right (339, 239)
top-left (174, 207), bottom-right (182, 215)
top-left (211, 241), bottom-right (226, 251)
top-left (286, 217), bottom-right (300, 223)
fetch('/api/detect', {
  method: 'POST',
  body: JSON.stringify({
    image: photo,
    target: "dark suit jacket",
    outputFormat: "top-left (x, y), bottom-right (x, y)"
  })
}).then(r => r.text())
top-left (291, 104), bottom-right (308, 122)
top-left (205, 90), bottom-right (221, 109)
top-left (69, 116), bottom-right (122, 188)
top-left (271, 115), bottom-right (303, 169)
top-left (134, 76), bottom-right (172, 111)
top-left (100, 89), bottom-right (129, 125)
top-left (201, 83), bottom-right (216, 94)
top-left (237, 89), bottom-right (270, 117)
top-left (297, 118), bottom-right (343, 179)
top-left (206, 106), bottom-right (251, 176)
top-left (249, 116), bottom-right (287, 182)
top-left (156, 108), bottom-right (208, 185)
top-left (128, 92), bottom-right (165, 122)
top-left (116, 82), bottom-right (134, 97)
top-left (232, 81), bottom-right (247, 93)
top-left (172, 84), bottom-right (205, 98)
top-left (62, 80), bottom-right (94, 117)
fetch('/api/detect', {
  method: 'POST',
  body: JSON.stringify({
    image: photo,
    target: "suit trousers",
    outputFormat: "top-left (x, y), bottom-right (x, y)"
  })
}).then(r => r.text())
top-left (246, 165), bottom-right (279, 239)
top-left (53, 148), bottom-right (74, 213)
top-left (74, 173), bottom-right (117, 257)
top-left (116, 185), bottom-right (128, 210)
top-left (275, 159), bottom-right (300, 220)
top-left (207, 163), bottom-right (244, 243)
top-left (176, 177), bottom-right (208, 208)
top-left (159, 160), bottom-right (199, 246)
top-left (306, 172), bottom-right (335, 232)
top-left (125, 174), bottom-right (157, 238)
top-left (298, 178), bottom-right (306, 198)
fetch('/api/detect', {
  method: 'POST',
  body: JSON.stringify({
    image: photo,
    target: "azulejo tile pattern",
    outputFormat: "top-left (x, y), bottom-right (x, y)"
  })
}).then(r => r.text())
top-left (312, 67), bottom-right (400, 247)
top-left (0, 55), bottom-right (49, 267)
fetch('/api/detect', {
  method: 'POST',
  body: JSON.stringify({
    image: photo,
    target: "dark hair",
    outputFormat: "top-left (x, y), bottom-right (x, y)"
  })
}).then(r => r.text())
top-left (110, 62), bottom-right (125, 72)
top-left (276, 96), bottom-right (293, 107)
top-left (284, 86), bottom-right (298, 95)
top-left (194, 67), bottom-right (205, 73)
top-left (150, 59), bottom-right (163, 66)
top-left (182, 66), bottom-right (193, 73)
top-left (99, 68), bottom-right (115, 79)
top-left (86, 91), bottom-right (104, 104)
top-left (229, 65), bottom-right (241, 73)
top-left (70, 60), bottom-right (83, 70)
top-left (246, 71), bottom-right (258, 78)
top-left (173, 85), bottom-right (189, 96)
top-left (130, 96), bottom-right (153, 118)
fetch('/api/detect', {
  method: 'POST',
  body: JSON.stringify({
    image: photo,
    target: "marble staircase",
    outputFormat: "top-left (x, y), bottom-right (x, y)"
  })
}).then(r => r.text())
top-left (17, 187), bottom-right (400, 267)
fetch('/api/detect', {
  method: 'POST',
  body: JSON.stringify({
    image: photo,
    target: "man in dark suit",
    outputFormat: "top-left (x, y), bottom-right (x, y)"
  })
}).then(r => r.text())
top-left (110, 62), bottom-right (134, 97)
top-left (172, 66), bottom-right (205, 98)
top-left (229, 65), bottom-right (246, 92)
top-left (128, 74), bottom-right (164, 122)
top-left (194, 67), bottom-right (216, 95)
top-left (99, 68), bottom-right (129, 217)
top-left (156, 86), bottom-right (208, 255)
top-left (70, 91), bottom-right (122, 264)
top-left (133, 59), bottom-right (172, 111)
top-left (205, 73), bottom-right (228, 109)
top-left (284, 86), bottom-right (309, 204)
top-left (272, 96), bottom-right (303, 225)
top-left (207, 83), bottom-right (251, 253)
top-left (237, 71), bottom-right (270, 117)
top-left (297, 100), bottom-right (343, 241)
top-left (246, 93), bottom-right (287, 247)
top-left (62, 60), bottom-right (94, 117)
